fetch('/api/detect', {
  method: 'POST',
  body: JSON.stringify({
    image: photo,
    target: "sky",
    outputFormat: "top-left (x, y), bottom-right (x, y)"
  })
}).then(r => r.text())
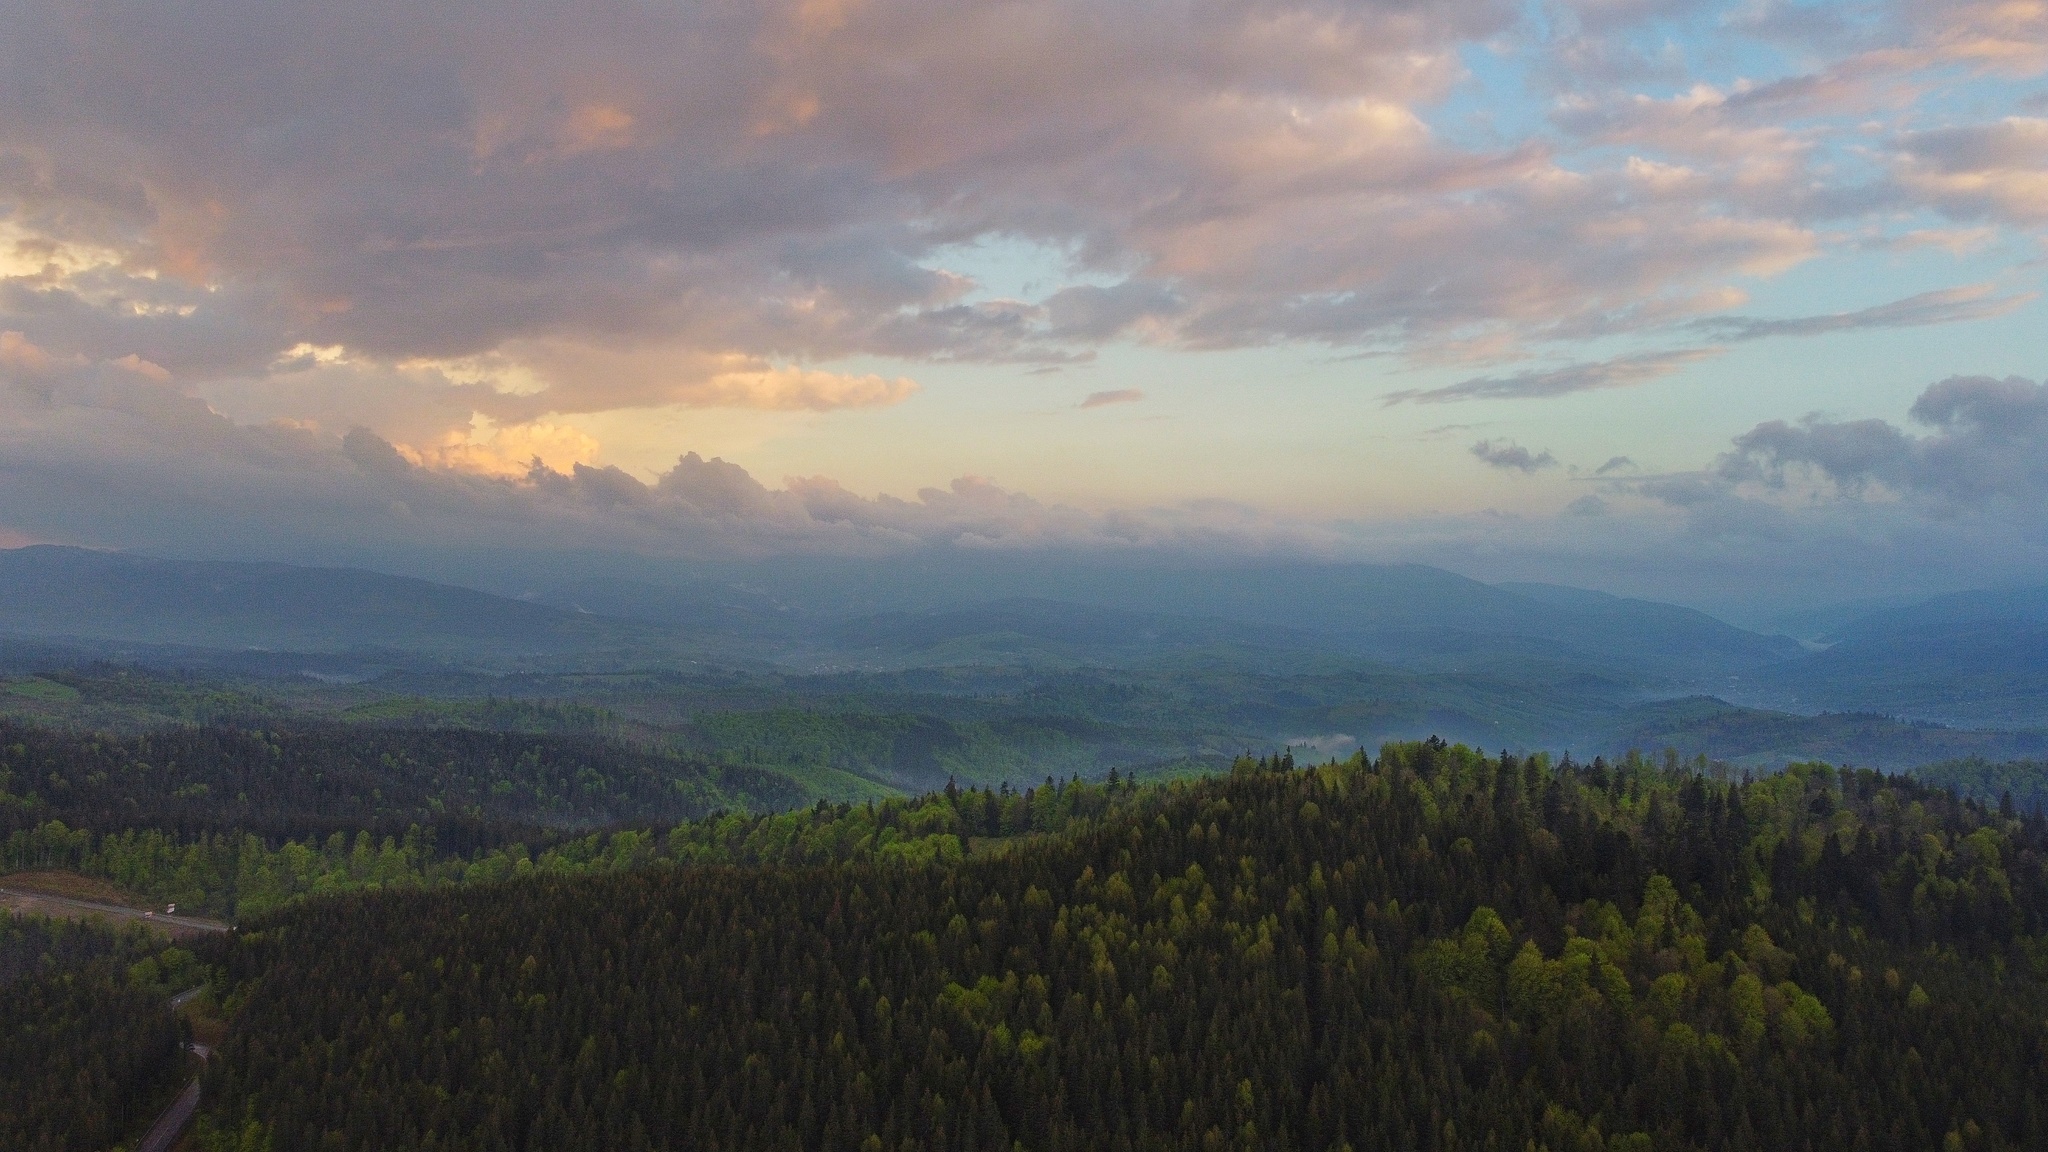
top-left (0, 0), bottom-right (2045, 618)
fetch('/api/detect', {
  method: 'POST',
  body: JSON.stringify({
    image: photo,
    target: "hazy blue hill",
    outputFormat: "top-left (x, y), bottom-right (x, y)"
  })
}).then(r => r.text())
top-left (992, 562), bottom-right (1802, 680)
top-left (822, 598), bottom-right (1306, 668)
top-left (533, 555), bottom-right (1552, 637)
top-left (1762, 593), bottom-right (1925, 642)
top-left (0, 546), bottom-right (669, 659)
top-left (1602, 696), bottom-right (2048, 769)
top-left (1071, 562), bottom-right (1544, 631)
top-left (521, 574), bottom-right (801, 636)
top-left (719, 556), bottom-right (1803, 680)
top-left (1747, 584), bottom-right (2048, 727)
top-left (1825, 582), bottom-right (2048, 639)
top-left (1761, 622), bottom-right (2048, 726)
top-left (1494, 582), bottom-right (1805, 666)
top-left (404, 553), bottom-right (1810, 684)
top-left (16, 546), bottom-right (2040, 770)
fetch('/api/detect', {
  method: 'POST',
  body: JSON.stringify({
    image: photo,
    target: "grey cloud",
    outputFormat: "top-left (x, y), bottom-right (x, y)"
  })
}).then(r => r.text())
top-left (341, 427), bottom-right (414, 479)
top-left (0, 0), bottom-right (1961, 450)
top-left (1910, 373), bottom-right (2048, 435)
top-left (1383, 349), bottom-right (1721, 405)
top-left (1717, 375), bottom-right (2048, 508)
top-left (1894, 118), bottom-right (2048, 223)
top-left (1043, 282), bottom-right (1184, 342)
top-left (1724, 0), bottom-right (1873, 48)
top-left (653, 453), bottom-right (785, 520)
top-left (1540, 0), bottom-right (1701, 87)
top-left (12, 335), bottom-right (2048, 621)
top-left (1165, 154), bottom-right (1821, 351)
top-left (1079, 389), bottom-right (1145, 409)
top-left (0, 343), bottom-right (1352, 563)
top-left (1632, 473), bottom-right (1725, 508)
top-left (1538, 37), bottom-right (2042, 238)
top-left (1552, 377), bottom-right (2048, 575)
top-left (0, 0), bottom-right (1519, 383)
top-left (549, 462), bottom-right (658, 511)
top-left (1720, 417), bottom-right (1918, 494)
top-left (1553, 0), bottom-right (1707, 34)
top-left (1594, 455), bottom-right (1637, 474)
top-left (1900, 119), bottom-right (2048, 172)
top-left (1480, 373), bottom-right (2048, 614)
top-left (1471, 439), bottom-right (1558, 472)
top-left (1689, 285), bottom-right (2030, 341)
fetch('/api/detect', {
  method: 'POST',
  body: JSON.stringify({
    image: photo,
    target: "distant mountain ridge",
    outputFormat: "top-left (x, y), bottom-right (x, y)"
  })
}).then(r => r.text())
top-left (808, 565), bottom-right (1805, 682)
top-left (1600, 696), bottom-right (2048, 770)
top-left (18, 544), bottom-right (2048, 741)
top-left (1825, 583), bottom-right (2048, 641)
top-left (0, 547), bottom-right (1810, 685)
top-left (1741, 582), bottom-right (2048, 728)
top-left (0, 546), bottom-right (667, 658)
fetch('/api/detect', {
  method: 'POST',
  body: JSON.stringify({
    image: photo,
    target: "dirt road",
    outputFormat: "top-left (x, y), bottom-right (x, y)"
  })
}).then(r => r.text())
top-left (0, 886), bottom-right (229, 935)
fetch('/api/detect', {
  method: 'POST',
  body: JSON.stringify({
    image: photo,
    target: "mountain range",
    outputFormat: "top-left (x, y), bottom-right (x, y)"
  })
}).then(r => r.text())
top-left (3, 544), bottom-right (2044, 771)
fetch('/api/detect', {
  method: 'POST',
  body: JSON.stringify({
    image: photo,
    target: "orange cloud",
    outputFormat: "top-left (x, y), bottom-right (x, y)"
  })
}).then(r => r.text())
top-left (401, 417), bottom-right (603, 478)
top-left (693, 365), bottom-right (917, 410)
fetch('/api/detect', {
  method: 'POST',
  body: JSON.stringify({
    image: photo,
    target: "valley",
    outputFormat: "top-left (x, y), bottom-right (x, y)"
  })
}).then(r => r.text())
top-left (5, 548), bottom-right (2048, 1151)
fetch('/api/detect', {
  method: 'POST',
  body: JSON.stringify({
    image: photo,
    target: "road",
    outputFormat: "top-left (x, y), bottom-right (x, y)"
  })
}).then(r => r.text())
top-left (136, 1079), bottom-right (202, 1152)
top-left (0, 886), bottom-right (229, 934)
top-left (135, 1000), bottom-right (218, 1152)
top-left (3, 887), bottom-right (230, 1151)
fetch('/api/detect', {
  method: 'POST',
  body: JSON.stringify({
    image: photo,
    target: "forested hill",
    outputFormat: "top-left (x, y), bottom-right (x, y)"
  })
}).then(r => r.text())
top-left (0, 721), bottom-right (802, 838)
top-left (192, 744), bottom-right (2048, 1152)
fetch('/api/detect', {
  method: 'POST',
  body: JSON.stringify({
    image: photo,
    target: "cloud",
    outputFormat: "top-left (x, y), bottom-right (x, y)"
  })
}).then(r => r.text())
top-left (0, 332), bottom-right (1350, 563)
top-left (1079, 388), bottom-right (1145, 409)
top-left (0, 0), bottom-right (2029, 468)
top-left (0, 0), bottom-right (2042, 622)
top-left (1717, 374), bottom-right (2048, 508)
top-left (1908, 0), bottom-right (2048, 76)
top-left (0, 0), bottom-right (1525, 390)
top-left (1383, 349), bottom-right (1722, 405)
top-left (404, 419), bottom-right (603, 478)
top-left (1373, 283), bottom-right (2017, 409)
top-left (12, 327), bottom-right (2048, 621)
top-left (1594, 455), bottom-right (1637, 475)
top-left (1044, 283), bottom-right (1184, 342)
top-left (1544, 2), bottom-right (2048, 238)
top-left (1725, 0), bottom-right (1873, 49)
top-left (1383, 285), bottom-right (2022, 409)
top-left (1441, 368), bottom-right (2048, 613)
top-left (1894, 118), bottom-right (2048, 223)
top-left (1471, 439), bottom-right (1559, 472)
top-left (677, 364), bottom-right (920, 412)
top-left (1864, 226), bottom-right (2000, 254)
top-left (1689, 284), bottom-right (2032, 340)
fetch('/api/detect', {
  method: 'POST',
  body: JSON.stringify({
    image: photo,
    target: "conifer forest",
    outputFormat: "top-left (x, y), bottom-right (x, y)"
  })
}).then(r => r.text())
top-left (10, 725), bottom-right (2048, 1151)
top-left (9, 0), bottom-right (2048, 1139)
